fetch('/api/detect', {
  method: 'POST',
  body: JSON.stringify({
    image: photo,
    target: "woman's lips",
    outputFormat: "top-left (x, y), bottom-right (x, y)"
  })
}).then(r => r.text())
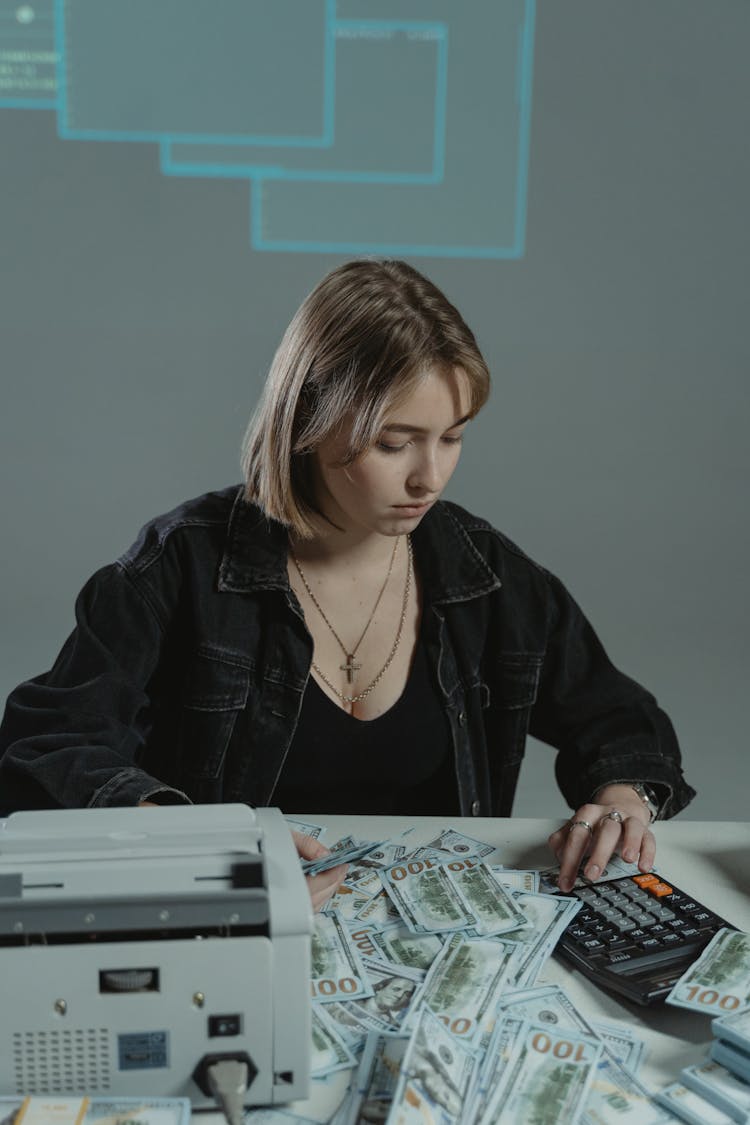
top-left (393, 502), bottom-right (432, 516)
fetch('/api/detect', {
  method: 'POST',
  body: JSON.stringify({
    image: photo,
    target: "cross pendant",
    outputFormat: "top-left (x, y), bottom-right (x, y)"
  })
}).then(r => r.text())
top-left (340, 653), bottom-right (362, 684)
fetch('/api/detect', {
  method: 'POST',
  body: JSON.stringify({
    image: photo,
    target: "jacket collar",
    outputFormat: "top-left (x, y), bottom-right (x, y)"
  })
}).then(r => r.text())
top-left (218, 488), bottom-right (501, 604)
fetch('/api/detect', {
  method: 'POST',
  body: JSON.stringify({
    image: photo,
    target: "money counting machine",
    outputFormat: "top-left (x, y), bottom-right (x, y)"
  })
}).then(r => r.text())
top-left (0, 804), bottom-right (312, 1114)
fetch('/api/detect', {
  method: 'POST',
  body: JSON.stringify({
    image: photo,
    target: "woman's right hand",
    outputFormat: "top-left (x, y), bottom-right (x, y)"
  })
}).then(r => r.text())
top-left (291, 829), bottom-right (348, 911)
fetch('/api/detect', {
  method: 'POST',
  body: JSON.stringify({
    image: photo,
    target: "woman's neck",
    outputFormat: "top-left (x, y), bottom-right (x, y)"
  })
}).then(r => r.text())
top-left (289, 527), bottom-right (402, 575)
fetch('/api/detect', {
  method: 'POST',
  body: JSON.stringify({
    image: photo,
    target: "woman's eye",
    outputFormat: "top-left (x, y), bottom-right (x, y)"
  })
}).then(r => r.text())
top-left (442, 434), bottom-right (464, 445)
top-left (376, 441), bottom-right (406, 453)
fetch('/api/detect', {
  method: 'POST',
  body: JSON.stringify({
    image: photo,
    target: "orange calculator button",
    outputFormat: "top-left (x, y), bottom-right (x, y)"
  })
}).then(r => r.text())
top-left (632, 873), bottom-right (658, 887)
top-left (649, 882), bottom-right (674, 897)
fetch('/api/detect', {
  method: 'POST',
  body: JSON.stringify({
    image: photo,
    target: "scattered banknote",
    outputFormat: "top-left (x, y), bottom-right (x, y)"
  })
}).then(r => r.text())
top-left (349, 1033), bottom-right (409, 1125)
top-left (478, 1019), bottom-right (603, 1125)
top-left (345, 921), bottom-right (381, 961)
top-left (357, 841), bottom-right (411, 868)
top-left (370, 922), bottom-right (445, 970)
top-left (388, 1007), bottom-right (478, 1125)
top-left (343, 865), bottom-right (383, 897)
top-left (422, 827), bottom-right (499, 859)
top-left (326, 882), bottom-right (373, 921)
top-left (488, 891), bottom-right (581, 987)
top-left (666, 929), bottom-right (750, 1015)
top-left (310, 909), bottom-right (374, 1003)
top-left (494, 984), bottom-right (646, 1078)
top-left (380, 858), bottom-right (474, 934)
top-left (490, 866), bottom-right (540, 894)
top-left (356, 887), bottom-right (403, 926)
top-left (681, 1059), bottom-right (750, 1122)
top-left (311, 1005), bottom-right (358, 1076)
top-left (582, 1054), bottom-right (671, 1125)
top-left (409, 933), bottom-right (518, 1046)
top-left (285, 816), bottom-right (327, 840)
top-left (302, 835), bottom-right (391, 876)
top-left (655, 1081), bottom-right (736, 1125)
top-left (446, 859), bottom-right (529, 936)
top-left (589, 1019), bottom-right (646, 1074)
top-left (346, 956), bottom-right (424, 1033)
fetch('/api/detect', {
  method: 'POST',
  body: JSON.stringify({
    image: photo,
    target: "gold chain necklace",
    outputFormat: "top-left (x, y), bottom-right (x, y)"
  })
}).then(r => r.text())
top-left (290, 535), bottom-right (412, 705)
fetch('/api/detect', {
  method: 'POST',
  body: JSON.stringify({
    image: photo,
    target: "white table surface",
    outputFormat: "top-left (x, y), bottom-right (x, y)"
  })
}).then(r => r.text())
top-left (200, 814), bottom-right (750, 1121)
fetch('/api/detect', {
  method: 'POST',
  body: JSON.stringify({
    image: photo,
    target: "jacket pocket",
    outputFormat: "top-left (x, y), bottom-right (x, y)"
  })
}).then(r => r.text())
top-left (492, 653), bottom-right (542, 712)
top-left (180, 647), bottom-right (250, 779)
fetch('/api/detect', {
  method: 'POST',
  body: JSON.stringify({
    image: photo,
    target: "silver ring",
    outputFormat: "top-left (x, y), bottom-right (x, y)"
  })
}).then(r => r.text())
top-left (568, 819), bottom-right (593, 836)
top-left (601, 809), bottom-right (624, 826)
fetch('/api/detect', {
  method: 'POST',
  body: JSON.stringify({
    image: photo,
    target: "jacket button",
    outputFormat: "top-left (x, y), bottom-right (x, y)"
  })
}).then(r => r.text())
top-left (471, 800), bottom-right (481, 816)
top-left (457, 711), bottom-right (466, 726)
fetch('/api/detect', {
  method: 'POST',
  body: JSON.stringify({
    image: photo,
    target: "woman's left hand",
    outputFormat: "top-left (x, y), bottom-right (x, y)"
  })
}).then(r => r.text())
top-left (548, 784), bottom-right (656, 893)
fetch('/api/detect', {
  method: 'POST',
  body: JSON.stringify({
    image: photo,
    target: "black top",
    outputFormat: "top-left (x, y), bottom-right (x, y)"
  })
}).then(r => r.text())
top-left (273, 629), bottom-right (458, 816)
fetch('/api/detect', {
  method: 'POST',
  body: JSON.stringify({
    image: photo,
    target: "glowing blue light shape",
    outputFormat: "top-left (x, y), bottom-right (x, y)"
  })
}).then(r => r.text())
top-left (56, 0), bottom-right (335, 146)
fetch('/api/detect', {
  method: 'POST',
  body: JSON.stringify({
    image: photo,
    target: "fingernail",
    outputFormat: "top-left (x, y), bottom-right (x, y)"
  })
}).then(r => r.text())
top-left (623, 850), bottom-right (635, 863)
top-left (587, 864), bottom-right (600, 880)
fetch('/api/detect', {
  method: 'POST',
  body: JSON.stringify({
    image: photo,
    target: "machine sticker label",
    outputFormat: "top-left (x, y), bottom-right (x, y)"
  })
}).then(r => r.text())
top-left (117, 1030), bottom-right (169, 1070)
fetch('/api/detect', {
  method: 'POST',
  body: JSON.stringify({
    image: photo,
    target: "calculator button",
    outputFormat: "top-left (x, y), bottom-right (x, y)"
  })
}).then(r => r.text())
top-left (680, 927), bottom-right (701, 939)
top-left (613, 918), bottom-right (636, 932)
top-left (648, 882), bottom-right (674, 897)
top-left (667, 918), bottom-right (689, 930)
top-left (661, 933), bottom-right (682, 946)
top-left (569, 926), bottom-right (589, 940)
top-left (604, 936), bottom-right (632, 950)
top-left (632, 874), bottom-right (659, 887)
top-left (639, 938), bottom-right (663, 950)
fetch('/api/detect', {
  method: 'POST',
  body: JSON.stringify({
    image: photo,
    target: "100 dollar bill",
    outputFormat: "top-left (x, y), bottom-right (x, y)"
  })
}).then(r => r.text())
top-left (666, 929), bottom-right (750, 1015)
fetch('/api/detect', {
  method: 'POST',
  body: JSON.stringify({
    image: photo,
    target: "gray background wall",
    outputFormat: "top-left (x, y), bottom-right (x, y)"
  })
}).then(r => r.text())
top-left (1, 1), bottom-right (748, 820)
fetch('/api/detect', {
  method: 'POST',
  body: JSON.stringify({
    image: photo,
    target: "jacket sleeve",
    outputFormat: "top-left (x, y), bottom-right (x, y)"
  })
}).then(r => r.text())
top-left (0, 563), bottom-right (190, 812)
top-left (529, 572), bottom-right (696, 819)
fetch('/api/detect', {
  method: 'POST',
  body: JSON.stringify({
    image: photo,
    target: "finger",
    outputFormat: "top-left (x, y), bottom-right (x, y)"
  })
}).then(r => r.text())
top-left (620, 817), bottom-right (649, 864)
top-left (557, 823), bottom-right (593, 892)
top-left (637, 829), bottom-right (657, 872)
top-left (582, 818), bottom-right (623, 881)
top-left (292, 829), bottom-right (330, 861)
top-left (307, 863), bottom-right (348, 912)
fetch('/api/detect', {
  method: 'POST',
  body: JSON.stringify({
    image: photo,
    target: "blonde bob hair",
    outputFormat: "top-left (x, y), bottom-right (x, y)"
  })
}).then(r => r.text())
top-left (242, 259), bottom-right (490, 538)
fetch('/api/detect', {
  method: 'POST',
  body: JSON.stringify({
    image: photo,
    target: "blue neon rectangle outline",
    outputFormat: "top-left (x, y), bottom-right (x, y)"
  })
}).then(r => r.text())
top-left (251, 0), bottom-right (535, 259)
top-left (0, 2), bottom-right (58, 107)
top-left (160, 19), bottom-right (447, 185)
top-left (54, 0), bottom-right (336, 146)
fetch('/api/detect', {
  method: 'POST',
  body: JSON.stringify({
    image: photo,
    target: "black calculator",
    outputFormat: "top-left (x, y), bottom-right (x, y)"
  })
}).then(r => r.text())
top-left (554, 871), bottom-right (736, 1007)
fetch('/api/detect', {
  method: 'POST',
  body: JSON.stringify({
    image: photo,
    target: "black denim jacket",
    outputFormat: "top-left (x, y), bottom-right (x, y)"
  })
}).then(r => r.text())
top-left (0, 487), bottom-right (696, 818)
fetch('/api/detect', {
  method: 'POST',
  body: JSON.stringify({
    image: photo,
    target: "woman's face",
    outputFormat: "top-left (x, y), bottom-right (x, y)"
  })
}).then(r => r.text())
top-left (312, 367), bottom-right (472, 539)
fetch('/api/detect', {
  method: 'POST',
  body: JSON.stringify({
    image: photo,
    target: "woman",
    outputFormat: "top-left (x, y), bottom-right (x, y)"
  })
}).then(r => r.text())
top-left (0, 259), bottom-right (695, 900)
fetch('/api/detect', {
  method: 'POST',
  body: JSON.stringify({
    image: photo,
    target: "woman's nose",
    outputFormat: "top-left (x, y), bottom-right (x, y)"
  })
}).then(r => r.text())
top-left (408, 450), bottom-right (442, 493)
